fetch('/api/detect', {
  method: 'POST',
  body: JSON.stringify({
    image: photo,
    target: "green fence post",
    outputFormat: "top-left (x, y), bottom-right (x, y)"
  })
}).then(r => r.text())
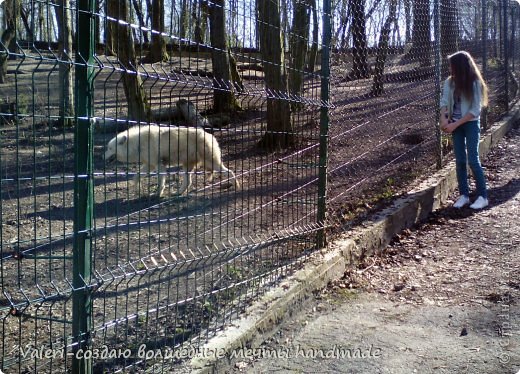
top-left (316, 0), bottom-right (331, 248)
top-left (73, 0), bottom-right (95, 373)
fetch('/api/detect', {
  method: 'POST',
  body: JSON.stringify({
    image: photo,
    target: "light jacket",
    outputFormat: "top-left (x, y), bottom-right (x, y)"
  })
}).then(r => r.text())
top-left (440, 77), bottom-right (483, 121)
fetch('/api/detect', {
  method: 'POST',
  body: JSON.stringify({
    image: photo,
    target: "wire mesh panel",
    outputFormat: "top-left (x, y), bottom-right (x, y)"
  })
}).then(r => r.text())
top-left (1, 0), bottom-right (519, 373)
top-left (326, 0), bottom-right (518, 232)
top-left (1, 1), bottom-right (80, 372)
top-left (327, 0), bottom-right (441, 230)
top-left (1, 0), bottom-right (327, 372)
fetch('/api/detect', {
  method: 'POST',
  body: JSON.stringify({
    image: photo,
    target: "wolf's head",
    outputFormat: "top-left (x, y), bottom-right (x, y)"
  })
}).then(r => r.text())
top-left (104, 132), bottom-right (129, 163)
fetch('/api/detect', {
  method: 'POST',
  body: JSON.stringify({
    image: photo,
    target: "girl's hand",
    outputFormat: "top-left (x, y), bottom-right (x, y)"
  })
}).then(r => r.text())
top-left (440, 111), bottom-right (449, 127)
top-left (441, 121), bottom-right (458, 134)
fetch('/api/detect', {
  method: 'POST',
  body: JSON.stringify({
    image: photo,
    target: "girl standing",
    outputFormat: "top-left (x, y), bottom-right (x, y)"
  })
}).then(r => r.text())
top-left (440, 51), bottom-right (489, 210)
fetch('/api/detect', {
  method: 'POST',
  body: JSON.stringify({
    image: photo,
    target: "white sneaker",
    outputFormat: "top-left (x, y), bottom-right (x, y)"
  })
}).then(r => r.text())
top-left (453, 195), bottom-right (470, 208)
top-left (470, 196), bottom-right (489, 210)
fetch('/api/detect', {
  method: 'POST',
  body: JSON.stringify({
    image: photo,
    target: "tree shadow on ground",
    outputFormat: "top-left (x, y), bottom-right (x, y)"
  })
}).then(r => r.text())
top-left (488, 178), bottom-right (520, 207)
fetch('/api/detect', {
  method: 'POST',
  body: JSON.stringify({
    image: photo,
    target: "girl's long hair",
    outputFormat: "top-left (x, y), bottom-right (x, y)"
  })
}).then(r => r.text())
top-left (448, 51), bottom-right (489, 107)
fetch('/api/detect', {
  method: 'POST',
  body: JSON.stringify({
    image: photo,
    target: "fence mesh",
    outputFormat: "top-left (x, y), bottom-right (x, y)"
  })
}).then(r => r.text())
top-left (326, 0), bottom-right (518, 232)
top-left (0, 0), bottom-right (519, 372)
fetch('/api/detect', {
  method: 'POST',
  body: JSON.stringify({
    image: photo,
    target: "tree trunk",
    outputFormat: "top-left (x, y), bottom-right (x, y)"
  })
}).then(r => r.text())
top-left (104, 1), bottom-right (116, 56)
top-left (339, 2), bottom-right (352, 50)
top-left (289, 0), bottom-right (310, 110)
top-left (0, 28), bottom-right (15, 83)
top-left (229, 51), bottom-right (244, 92)
top-left (333, 0), bottom-right (347, 49)
top-left (348, 0), bottom-right (370, 79)
top-left (107, 0), bottom-right (150, 122)
top-left (131, 0), bottom-right (149, 45)
top-left (55, 0), bottom-right (75, 126)
top-left (20, 6), bottom-right (34, 42)
top-left (179, 0), bottom-right (189, 40)
top-left (194, 0), bottom-right (208, 44)
top-left (144, 0), bottom-right (169, 63)
top-left (371, 0), bottom-right (397, 96)
top-left (404, 0), bottom-right (411, 43)
top-left (410, 0), bottom-right (431, 67)
top-left (256, 0), bottom-right (293, 151)
top-left (1, 0), bottom-right (20, 77)
top-left (492, 4), bottom-right (498, 59)
top-left (440, 0), bottom-right (458, 73)
top-left (38, 3), bottom-right (46, 42)
top-left (307, 0), bottom-right (319, 72)
top-left (208, 0), bottom-right (240, 113)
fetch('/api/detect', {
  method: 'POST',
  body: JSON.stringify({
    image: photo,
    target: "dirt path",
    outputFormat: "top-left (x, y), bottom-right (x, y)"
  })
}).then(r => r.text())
top-left (224, 127), bottom-right (520, 374)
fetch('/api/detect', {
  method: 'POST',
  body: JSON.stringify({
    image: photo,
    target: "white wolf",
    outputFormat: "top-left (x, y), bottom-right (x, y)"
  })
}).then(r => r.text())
top-left (104, 124), bottom-right (239, 197)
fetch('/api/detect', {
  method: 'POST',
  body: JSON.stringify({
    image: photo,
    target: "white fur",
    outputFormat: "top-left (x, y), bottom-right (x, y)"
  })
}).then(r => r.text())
top-left (104, 124), bottom-right (239, 197)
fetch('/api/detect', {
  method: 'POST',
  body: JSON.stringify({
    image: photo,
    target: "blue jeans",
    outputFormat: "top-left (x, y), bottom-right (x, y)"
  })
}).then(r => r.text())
top-left (452, 120), bottom-right (487, 198)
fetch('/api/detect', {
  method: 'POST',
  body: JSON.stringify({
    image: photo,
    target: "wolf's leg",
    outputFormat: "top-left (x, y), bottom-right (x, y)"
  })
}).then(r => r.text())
top-left (177, 169), bottom-right (192, 195)
top-left (157, 163), bottom-right (166, 197)
top-left (218, 165), bottom-right (239, 189)
top-left (131, 164), bottom-right (148, 193)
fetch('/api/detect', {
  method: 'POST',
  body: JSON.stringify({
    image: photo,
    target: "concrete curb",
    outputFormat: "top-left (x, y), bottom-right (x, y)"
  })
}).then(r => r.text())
top-left (190, 102), bottom-right (520, 373)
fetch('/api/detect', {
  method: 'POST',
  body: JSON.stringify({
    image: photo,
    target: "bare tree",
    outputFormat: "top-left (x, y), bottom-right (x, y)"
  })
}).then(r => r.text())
top-left (0, 28), bottom-right (15, 84)
top-left (131, 0), bottom-right (149, 45)
top-left (194, 0), bottom-right (208, 44)
top-left (256, 0), bottom-right (293, 150)
top-left (404, 0), bottom-right (412, 42)
top-left (107, 0), bottom-right (150, 122)
top-left (55, 0), bottom-right (75, 126)
top-left (19, 5), bottom-right (34, 42)
top-left (334, 0), bottom-right (349, 49)
top-left (143, 0), bottom-right (169, 63)
top-left (492, 3), bottom-right (498, 59)
top-left (348, 0), bottom-right (370, 79)
top-left (441, 0), bottom-right (459, 72)
top-left (0, 0), bottom-right (19, 84)
top-left (105, 2), bottom-right (116, 55)
top-left (208, 0), bottom-right (241, 113)
top-left (307, 0), bottom-right (319, 72)
top-left (371, 0), bottom-right (398, 96)
top-left (37, 2), bottom-right (46, 42)
top-left (179, 0), bottom-right (189, 39)
top-left (409, 0), bottom-right (431, 67)
top-left (289, 0), bottom-right (310, 107)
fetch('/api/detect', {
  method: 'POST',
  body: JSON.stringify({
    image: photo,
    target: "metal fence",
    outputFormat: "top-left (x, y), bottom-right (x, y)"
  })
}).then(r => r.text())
top-left (0, 0), bottom-right (518, 372)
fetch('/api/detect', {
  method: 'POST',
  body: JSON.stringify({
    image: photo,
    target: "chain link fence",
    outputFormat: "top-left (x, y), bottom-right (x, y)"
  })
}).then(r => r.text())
top-left (0, 0), bottom-right (518, 372)
top-left (327, 0), bottom-right (518, 232)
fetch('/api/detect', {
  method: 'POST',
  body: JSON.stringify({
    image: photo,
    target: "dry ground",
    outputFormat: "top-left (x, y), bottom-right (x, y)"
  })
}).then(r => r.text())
top-left (0, 51), bottom-right (515, 372)
top-left (224, 127), bottom-right (520, 373)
